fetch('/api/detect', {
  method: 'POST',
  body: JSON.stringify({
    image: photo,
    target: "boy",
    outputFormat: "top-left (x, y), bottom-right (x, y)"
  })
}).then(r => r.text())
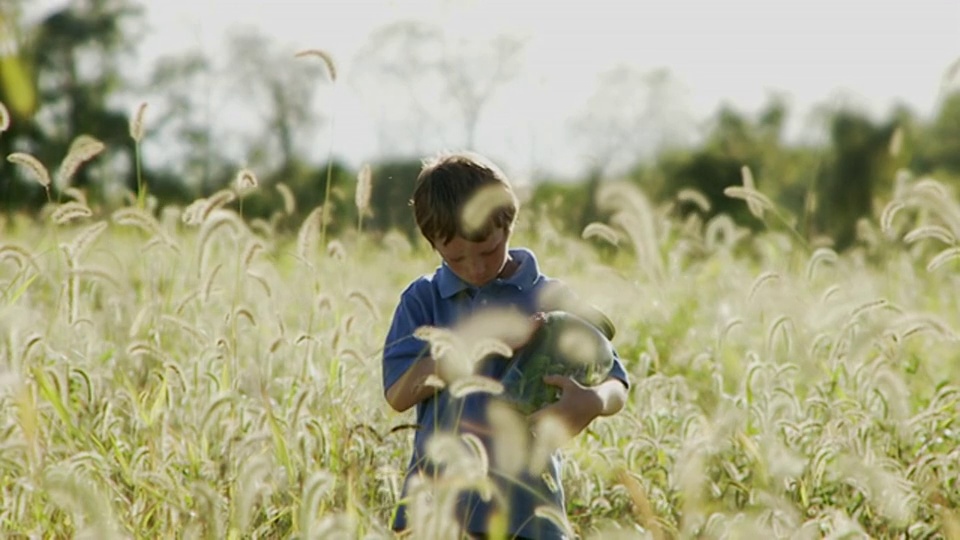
top-left (382, 151), bottom-right (629, 539)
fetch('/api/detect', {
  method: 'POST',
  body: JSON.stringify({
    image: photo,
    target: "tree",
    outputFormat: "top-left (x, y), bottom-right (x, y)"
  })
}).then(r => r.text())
top-left (0, 0), bottom-right (144, 209)
top-left (816, 110), bottom-right (897, 248)
top-left (143, 50), bottom-right (231, 198)
top-left (918, 91), bottom-right (960, 175)
top-left (224, 27), bottom-right (327, 177)
top-left (569, 66), bottom-right (694, 178)
top-left (352, 20), bottom-right (524, 153)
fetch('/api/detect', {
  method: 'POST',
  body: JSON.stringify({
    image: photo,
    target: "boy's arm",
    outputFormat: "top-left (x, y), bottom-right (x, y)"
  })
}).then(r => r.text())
top-left (383, 283), bottom-right (438, 413)
top-left (385, 356), bottom-right (439, 412)
top-left (529, 376), bottom-right (628, 439)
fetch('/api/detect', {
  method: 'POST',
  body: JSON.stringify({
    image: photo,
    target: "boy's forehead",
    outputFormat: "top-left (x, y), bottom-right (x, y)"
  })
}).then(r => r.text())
top-left (435, 228), bottom-right (502, 251)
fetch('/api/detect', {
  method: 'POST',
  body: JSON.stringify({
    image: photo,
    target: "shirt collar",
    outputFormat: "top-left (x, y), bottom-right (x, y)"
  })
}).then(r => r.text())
top-left (436, 247), bottom-right (541, 299)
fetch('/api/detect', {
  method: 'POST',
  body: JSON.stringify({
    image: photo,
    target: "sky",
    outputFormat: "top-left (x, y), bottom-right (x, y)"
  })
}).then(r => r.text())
top-left (29, 0), bottom-right (960, 182)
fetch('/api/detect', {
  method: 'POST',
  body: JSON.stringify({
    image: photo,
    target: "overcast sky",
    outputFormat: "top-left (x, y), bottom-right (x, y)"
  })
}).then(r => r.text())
top-left (30, 0), bottom-right (960, 181)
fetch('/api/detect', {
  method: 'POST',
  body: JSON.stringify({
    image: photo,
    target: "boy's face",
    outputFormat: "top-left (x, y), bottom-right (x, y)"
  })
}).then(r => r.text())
top-left (434, 227), bottom-right (511, 287)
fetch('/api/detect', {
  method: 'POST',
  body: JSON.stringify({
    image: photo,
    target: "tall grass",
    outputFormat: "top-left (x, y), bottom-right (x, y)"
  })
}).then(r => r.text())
top-left (2, 154), bottom-right (960, 538)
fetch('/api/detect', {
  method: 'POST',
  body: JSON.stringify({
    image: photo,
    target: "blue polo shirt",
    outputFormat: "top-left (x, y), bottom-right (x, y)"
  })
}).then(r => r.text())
top-left (382, 247), bottom-right (629, 539)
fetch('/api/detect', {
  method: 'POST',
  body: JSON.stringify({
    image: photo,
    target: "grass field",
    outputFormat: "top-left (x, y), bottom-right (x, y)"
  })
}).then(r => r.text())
top-left (1, 174), bottom-right (959, 539)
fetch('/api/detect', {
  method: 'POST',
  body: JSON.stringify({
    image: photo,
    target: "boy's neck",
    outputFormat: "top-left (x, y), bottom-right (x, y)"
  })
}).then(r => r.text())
top-left (497, 255), bottom-right (519, 280)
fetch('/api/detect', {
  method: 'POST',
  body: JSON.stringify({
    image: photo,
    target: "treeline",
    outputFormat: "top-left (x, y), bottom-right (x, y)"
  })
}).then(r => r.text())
top-left (2, 0), bottom-right (959, 251)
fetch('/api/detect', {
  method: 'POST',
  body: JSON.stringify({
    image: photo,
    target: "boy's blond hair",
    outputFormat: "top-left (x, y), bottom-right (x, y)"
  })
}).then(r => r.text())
top-left (411, 151), bottom-right (519, 245)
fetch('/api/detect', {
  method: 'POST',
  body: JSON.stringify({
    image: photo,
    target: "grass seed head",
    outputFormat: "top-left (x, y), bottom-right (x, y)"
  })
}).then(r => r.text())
top-left (295, 48), bottom-right (337, 81)
top-left (58, 135), bottom-right (105, 189)
top-left (130, 102), bottom-right (148, 142)
top-left (355, 163), bottom-right (372, 215)
top-left (0, 100), bottom-right (9, 132)
top-left (7, 152), bottom-right (50, 188)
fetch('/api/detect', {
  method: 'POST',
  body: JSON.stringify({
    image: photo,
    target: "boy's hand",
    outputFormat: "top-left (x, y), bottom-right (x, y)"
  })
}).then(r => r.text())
top-left (528, 375), bottom-right (603, 442)
top-left (528, 376), bottom-right (628, 448)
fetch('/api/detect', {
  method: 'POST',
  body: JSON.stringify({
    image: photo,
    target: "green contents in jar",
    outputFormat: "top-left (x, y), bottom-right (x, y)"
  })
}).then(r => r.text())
top-left (499, 311), bottom-right (616, 415)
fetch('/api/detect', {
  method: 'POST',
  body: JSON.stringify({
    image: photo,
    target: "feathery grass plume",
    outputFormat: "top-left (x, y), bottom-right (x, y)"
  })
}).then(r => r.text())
top-left (44, 467), bottom-right (122, 539)
top-left (0, 100), bottom-right (9, 132)
top-left (0, 243), bottom-right (40, 276)
top-left (617, 468), bottom-right (665, 540)
top-left (51, 201), bottom-right (93, 225)
top-left (197, 210), bottom-right (243, 275)
top-left (849, 298), bottom-right (889, 321)
top-left (469, 337), bottom-right (513, 364)
top-left (837, 454), bottom-right (916, 527)
top-left (383, 229), bottom-right (413, 255)
top-left (347, 290), bottom-right (379, 319)
top-left (425, 434), bottom-right (490, 491)
top-left (449, 375), bottom-right (504, 398)
top-left (234, 307), bottom-right (257, 328)
top-left (417, 374), bottom-right (446, 393)
top-left (61, 246), bottom-right (80, 324)
top-left (159, 314), bottom-right (207, 344)
top-left (275, 182), bottom-right (296, 215)
top-left (112, 207), bottom-right (161, 235)
top-left (879, 201), bottom-right (905, 237)
top-left (355, 163), bottom-right (372, 216)
top-left (127, 301), bottom-right (157, 339)
top-left (296, 206), bottom-right (323, 262)
top-left (805, 247), bottom-right (838, 281)
top-left (7, 152), bottom-right (51, 189)
top-left (295, 49), bottom-right (337, 82)
top-left (888, 126), bottom-right (904, 157)
top-left (581, 222), bottom-right (621, 246)
top-left (766, 315), bottom-right (793, 354)
top-left (904, 224), bottom-right (956, 245)
top-left (414, 325), bottom-right (471, 381)
top-left (677, 187), bottom-right (712, 213)
top-left (57, 135), bottom-right (105, 189)
top-left (455, 306), bottom-right (534, 351)
top-left (534, 506), bottom-right (575, 539)
top-left (717, 317), bottom-right (743, 351)
top-left (723, 186), bottom-right (774, 219)
top-left (704, 213), bottom-right (747, 251)
top-left (62, 186), bottom-right (87, 206)
top-left (129, 102), bottom-right (148, 142)
top-left (69, 266), bottom-right (121, 290)
top-left (246, 271), bottom-right (273, 298)
top-left (181, 198), bottom-right (207, 226)
top-left (740, 165), bottom-right (766, 218)
top-left (487, 401), bottom-right (529, 475)
top-left (458, 433), bottom-right (492, 484)
top-left (327, 239), bottom-right (347, 261)
top-left (529, 414), bottom-right (571, 474)
top-left (296, 49), bottom-right (338, 255)
top-left (927, 246), bottom-right (960, 271)
top-left (300, 471), bottom-right (335, 535)
top-left (460, 184), bottom-right (515, 237)
top-left (597, 181), bottom-right (663, 280)
top-left (748, 271), bottom-right (780, 302)
top-left (555, 329), bottom-right (599, 369)
top-left (820, 284), bottom-right (841, 305)
top-left (199, 189), bottom-right (238, 223)
top-left (235, 167), bottom-right (258, 195)
top-left (232, 452), bottom-right (275, 533)
top-left (202, 263), bottom-right (223, 302)
top-left (241, 239), bottom-right (264, 270)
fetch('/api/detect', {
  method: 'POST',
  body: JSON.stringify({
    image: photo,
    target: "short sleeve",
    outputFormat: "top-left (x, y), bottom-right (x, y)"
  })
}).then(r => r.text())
top-left (382, 283), bottom-right (433, 393)
top-left (607, 348), bottom-right (630, 389)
